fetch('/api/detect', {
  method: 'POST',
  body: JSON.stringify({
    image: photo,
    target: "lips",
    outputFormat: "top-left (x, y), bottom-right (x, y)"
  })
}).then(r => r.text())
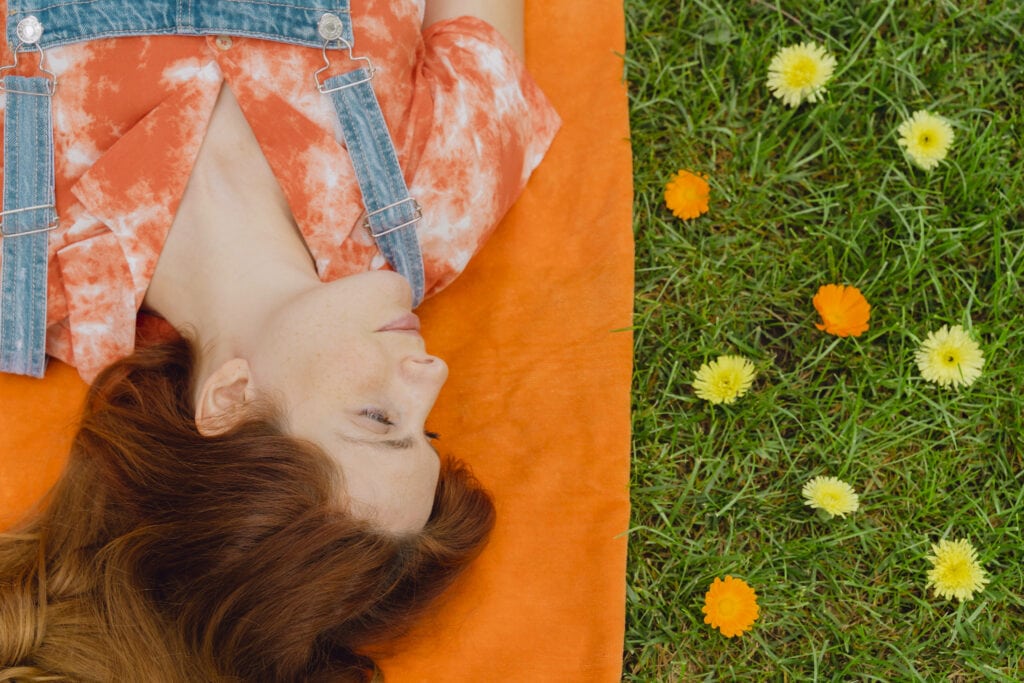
top-left (377, 312), bottom-right (421, 332)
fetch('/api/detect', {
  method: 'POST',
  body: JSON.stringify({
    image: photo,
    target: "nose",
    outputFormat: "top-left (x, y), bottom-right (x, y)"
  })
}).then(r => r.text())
top-left (400, 355), bottom-right (448, 433)
top-left (402, 354), bottom-right (449, 387)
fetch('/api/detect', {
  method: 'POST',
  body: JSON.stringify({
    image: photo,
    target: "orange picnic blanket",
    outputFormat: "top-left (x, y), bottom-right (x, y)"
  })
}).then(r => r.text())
top-left (0, 1), bottom-right (633, 680)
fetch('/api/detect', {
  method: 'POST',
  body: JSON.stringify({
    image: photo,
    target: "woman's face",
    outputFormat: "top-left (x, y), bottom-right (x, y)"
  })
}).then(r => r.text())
top-left (247, 271), bottom-right (447, 534)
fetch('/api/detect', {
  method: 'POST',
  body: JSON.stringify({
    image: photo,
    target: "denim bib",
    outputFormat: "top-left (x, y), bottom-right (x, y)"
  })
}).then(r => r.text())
top-left (0, 0), bottom-right (425, 377)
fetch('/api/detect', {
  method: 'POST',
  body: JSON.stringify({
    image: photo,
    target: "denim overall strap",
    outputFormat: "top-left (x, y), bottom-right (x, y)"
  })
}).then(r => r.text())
top-left (0, 74), bottom-right (56, 377)
top-left (322, 70), bottom-right (425, 306)
top-left (317, 19), bottom-right (425, 307)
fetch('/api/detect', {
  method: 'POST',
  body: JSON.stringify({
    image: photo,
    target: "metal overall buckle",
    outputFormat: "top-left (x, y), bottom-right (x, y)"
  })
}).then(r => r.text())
top-left (313, 12), bottom-right (375, 94)
top-left (362, 198), bottom-right (423, 237)
top-left (0, 203), bottom-right (59, 238)
top-left (0, 16), bottom-right (57, 96)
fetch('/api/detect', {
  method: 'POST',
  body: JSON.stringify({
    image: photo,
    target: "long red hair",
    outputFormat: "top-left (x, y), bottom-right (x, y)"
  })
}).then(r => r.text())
top-left (0, 338), bottom-right (495, 681)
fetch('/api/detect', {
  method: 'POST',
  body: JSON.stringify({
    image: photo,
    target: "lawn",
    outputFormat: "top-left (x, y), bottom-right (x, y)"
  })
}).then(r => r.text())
top-left (624, 1), bottom-right (1024, 680)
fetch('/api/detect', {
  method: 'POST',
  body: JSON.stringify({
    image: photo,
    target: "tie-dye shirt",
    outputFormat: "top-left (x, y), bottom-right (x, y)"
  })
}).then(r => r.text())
top-left (0, 5), bottom-right (560, 382)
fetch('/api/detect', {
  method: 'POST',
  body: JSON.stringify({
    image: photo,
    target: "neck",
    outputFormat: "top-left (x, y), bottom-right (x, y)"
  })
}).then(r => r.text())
top-left (143, 84), bottom-right (322, 380)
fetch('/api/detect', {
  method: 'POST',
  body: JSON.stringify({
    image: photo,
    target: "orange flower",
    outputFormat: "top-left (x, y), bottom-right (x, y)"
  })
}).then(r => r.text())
top-left (702, 576), bottom-right (759, 638)
top-left (664, 170), bottom-right (710, 219)
top-left (813, 284), bottom-right (870, 337)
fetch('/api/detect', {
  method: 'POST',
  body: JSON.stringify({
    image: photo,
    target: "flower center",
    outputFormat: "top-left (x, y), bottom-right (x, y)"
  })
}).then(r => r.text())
top-left (786, 56), bottom-right (819, 88)
top-left (826, 311), bottom-right (847, 326)
top-left (715, 372), bottom-right (738, 392)
top-left (717, 595), bottom-right (739, 619)
top-left (939, 345), bottom-right (962, 368)
top-left (942, 559), bottom-right (970, 585)
top-left (676, 185), bottom-right (698, 203)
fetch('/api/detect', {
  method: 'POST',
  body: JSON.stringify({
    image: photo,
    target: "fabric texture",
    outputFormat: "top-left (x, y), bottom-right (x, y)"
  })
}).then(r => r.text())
top-left (0, 0), bottom-right (633, 680)
top-left (0, 0), bottom-right (559, 381)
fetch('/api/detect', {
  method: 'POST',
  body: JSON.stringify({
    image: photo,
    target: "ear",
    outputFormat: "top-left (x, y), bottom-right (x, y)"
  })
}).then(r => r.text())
top-left (195, 358), bottom-right (256, 436)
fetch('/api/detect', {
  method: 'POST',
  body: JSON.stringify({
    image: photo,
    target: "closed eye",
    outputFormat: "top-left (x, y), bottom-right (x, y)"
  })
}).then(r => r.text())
top-left (360, 410), bottom-right (439, 441)
top-left (361, 408), bottom-right (395, 427)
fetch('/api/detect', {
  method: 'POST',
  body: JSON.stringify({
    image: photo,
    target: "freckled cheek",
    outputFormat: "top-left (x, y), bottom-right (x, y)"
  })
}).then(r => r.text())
top-left (302, 361), bottom-right (373, 412)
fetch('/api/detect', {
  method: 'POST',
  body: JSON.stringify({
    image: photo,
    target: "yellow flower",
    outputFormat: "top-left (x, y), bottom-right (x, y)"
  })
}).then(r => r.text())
top-left (664, 170), bottom-right (710, 220)
top-left (702, 576), bottom-right (759, 638)
top-left (692, 355), bottom-right (756, 405)
top-left (813, 284), bottom-right (871, 338)
top-left (766, 42), bottom-right (837, 107)
top-left (802, 476), bottom-right (859, 518)
top-left (915, 324), bottom-right (984, 389)
top-left (897, 110), bottom-right (954, 171)
top-left (926, 538), bottom-right (988, 602)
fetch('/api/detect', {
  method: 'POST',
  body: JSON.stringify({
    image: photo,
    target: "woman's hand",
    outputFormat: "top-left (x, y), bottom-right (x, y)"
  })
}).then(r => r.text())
top-left (422, 0), bottom-right (524, 59)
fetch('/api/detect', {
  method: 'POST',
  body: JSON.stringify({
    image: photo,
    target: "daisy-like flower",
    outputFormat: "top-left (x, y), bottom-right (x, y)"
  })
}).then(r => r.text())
top-left (926, 538), bottom-right (989, 602)
top-left (915, 324), bottom-right (984, 389)
top-left (664, 170), bottom-right (710, 220)
top-left (766, 41), bottom-right (837, 107)
top-left (692, 355), bottom-right (756, 405)
top-left (813, 284), bottom-right (871, 338)
top-left (702, 576), bottom-right (759, 637)
top-left (802, 476), bottom-right (859, 518)
top-left (897, 110), bottom-right (954, 171)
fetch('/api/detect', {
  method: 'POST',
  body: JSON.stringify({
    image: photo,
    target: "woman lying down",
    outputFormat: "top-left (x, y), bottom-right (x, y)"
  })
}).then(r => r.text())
top-left (0, 0), bottom-right (559, 679)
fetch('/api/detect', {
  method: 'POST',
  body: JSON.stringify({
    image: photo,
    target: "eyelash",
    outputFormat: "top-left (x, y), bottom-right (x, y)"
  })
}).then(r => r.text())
top-left (362, 408), bottom-right (394, 426)
top-left (362, 409), bottom-right (441, 440)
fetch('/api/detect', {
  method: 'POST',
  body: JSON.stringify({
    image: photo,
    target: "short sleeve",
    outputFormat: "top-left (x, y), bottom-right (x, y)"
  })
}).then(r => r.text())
top-left (411, 16), bottom-right (561, 297)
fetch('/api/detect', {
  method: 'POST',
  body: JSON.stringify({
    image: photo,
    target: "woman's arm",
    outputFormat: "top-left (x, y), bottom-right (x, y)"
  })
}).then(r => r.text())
top-left (422, 0), bottom-right (524, 59)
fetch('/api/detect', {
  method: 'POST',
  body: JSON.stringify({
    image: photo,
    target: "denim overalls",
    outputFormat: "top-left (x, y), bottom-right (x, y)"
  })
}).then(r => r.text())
top-left (0, 0), bottom-right (425, 377)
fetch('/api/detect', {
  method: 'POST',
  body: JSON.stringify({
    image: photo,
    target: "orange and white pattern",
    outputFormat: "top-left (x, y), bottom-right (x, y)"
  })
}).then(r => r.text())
top-left (0, 3), bottom-right (560, 381)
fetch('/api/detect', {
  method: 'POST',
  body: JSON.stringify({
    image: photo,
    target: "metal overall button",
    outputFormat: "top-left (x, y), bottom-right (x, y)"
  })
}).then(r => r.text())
top-left (16, 16), bottom-right (44, 45)
top-left (317, 13), bottom-right (345, 42)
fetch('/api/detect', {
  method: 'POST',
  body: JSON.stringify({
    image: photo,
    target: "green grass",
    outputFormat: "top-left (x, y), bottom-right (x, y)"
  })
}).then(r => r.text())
top-left (624, 1), bottom-right (1024, 680)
